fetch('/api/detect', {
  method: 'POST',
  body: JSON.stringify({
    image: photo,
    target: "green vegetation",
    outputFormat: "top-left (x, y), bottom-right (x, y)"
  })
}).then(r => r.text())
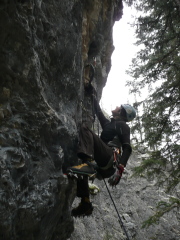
top-left (142, 197), bottom-right (180, 228)
top-left (124, 0), bottom-right (180, 226)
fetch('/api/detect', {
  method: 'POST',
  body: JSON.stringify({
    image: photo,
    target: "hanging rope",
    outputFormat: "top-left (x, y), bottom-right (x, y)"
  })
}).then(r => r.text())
top-left (103, 178), bottom-right (131, 240)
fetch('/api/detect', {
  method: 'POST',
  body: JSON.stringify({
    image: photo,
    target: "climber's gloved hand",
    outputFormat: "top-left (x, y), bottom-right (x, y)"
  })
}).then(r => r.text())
top-left (85, 83), bottom-right (94, 93)
top-left (108, 165), bottom-right (124, 187)
top-left (85, 84), bottom-right (97, 97)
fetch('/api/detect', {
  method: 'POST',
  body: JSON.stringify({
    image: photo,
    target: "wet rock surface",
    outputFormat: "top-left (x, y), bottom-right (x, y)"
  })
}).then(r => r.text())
top-left (0, 0), bottom-right (122, 239)
top-left (69, 153), bottom-right (180, 240)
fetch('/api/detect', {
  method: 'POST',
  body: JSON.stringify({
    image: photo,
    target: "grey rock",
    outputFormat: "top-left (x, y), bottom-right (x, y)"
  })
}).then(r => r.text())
top-left (1, 1), bottom-right (179, 240)
top-left (69, 153), bottom-right (179, 240)
top-left (0, 0), bottom-right (122, 239)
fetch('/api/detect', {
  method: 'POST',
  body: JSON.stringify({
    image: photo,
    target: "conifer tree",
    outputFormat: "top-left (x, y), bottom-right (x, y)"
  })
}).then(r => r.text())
top-left (125, 0), bottom-right (180, 226)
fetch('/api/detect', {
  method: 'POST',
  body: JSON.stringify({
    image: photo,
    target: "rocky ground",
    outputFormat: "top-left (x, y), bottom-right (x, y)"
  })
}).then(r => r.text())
top-left (68, 153), bottom-right (180, 240)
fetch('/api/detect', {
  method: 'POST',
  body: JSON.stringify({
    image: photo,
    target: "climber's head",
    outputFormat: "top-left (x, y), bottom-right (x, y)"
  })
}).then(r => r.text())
top-left (112, 104), bottom-right (136, 122)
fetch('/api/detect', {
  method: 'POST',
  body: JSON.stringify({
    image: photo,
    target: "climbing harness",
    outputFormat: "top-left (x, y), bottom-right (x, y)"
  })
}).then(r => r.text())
top-left (97, 147), bottom-right (120, 172)
top-left (103, 178), bottom-right (130, 240)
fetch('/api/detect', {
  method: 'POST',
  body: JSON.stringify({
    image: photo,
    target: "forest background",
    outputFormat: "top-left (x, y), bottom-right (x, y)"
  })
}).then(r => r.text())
top-left (102, 0), bottom-right (180, 226)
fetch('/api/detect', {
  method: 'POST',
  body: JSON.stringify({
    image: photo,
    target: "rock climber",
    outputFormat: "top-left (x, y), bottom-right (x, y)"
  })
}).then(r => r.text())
top-left (67, 84), bottom-right (136, 217)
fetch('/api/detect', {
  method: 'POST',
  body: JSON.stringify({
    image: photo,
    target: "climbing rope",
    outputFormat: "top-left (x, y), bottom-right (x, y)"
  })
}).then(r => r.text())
top-left (103, 178), bottom-right (130, 240)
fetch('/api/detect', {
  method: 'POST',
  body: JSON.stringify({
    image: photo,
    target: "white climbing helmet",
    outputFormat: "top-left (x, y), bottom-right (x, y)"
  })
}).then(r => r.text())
top-left (121, 104), bottom-right (136, 122)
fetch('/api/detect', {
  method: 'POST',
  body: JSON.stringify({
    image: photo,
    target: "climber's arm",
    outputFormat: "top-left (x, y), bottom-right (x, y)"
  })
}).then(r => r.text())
top-left (116, 122), bottom-right (132, 167)
top-left (91, 94), bottom-right (110, 129)
top-left (85, 84), bottom-right (110, 128)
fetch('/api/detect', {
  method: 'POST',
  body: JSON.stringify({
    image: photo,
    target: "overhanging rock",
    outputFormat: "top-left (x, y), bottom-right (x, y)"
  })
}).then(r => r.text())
top-left (0, 1), bottom-right (123, 239)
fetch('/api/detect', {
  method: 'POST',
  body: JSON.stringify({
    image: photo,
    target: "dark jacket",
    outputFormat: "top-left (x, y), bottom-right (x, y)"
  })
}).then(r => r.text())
top-left (92, 94), bottom-right (132, 167)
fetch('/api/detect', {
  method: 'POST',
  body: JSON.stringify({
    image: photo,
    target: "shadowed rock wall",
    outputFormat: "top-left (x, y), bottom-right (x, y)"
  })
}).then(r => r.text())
top-left (0, 0), bottom-right (123, 239)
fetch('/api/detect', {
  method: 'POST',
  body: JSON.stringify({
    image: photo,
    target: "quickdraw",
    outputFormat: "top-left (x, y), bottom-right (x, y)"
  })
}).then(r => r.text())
top-left (112, 147), bottom-right (121, 167)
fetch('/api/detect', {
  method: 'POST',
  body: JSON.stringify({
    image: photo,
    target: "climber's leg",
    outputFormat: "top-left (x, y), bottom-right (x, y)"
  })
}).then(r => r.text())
top-left (71, 176), bottom-right (93, 217)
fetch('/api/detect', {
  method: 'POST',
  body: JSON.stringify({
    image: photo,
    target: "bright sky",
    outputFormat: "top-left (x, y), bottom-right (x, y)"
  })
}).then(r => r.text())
top-left (101, 5), bottom-right (137, 115)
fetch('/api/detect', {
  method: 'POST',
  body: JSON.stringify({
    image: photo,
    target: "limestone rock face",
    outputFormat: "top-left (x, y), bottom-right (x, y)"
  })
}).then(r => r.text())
top-left (0, 0), bottom-right (122, 239)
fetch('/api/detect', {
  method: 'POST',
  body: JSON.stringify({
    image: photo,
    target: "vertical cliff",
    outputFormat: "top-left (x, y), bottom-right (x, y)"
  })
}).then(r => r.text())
top-left (0, 1), bottom-right (123, 239)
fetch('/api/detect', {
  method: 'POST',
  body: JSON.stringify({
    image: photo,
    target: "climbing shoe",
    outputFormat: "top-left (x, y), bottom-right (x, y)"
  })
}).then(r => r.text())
top-left (71, 200), bottom-right (93, 217)
top-left (67, 162), bottom-right (96, 176)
